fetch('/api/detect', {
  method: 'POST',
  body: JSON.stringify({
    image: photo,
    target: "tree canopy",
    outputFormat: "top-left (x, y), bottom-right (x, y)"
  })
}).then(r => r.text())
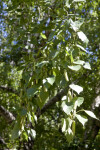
top-left (0, 0), bottom-right (100, 149)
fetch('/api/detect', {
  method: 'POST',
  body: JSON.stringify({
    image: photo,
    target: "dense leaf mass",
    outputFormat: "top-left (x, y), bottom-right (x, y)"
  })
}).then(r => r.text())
top-left (0, 0), bottom-right (100, 149)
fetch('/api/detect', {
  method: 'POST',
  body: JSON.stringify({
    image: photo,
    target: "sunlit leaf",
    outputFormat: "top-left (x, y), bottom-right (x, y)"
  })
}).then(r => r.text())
top-left (41, 33), bottom-right (47, 39)
top-left (25, 45), bottom-right (28, 49)
top-left (65, 0), bottom-right (70, 8)
top-left (69, 84), bottom-right (83, 94)
top-left (27, 113), bottom-right (32, 122)
top-left (76, 44), bottom-right (86, 52)
top-left (66, 118), bottom-right (73, 129)
top-left (30, 129), bottom-right (36, 138)
top-left (36, 61), bottom-right (49, 67)
top-left (76, 97), bottom-right (84, 107)
top-left (65, 128), bottom-right (73, 143)
top-left (64, 70), bottom-right (69, 81)
top-left (77, 31), bottom-right (89, 43)
top-left (62, 118), bottom-right (66, 132)
top-left (73, 60), bottom-right (85, 65)
top-left (70, 19), bottom-right (84, 32)
top-left (83, 62), bottom-right (91, 70)
top-left (62, 96), bottom-right (67, 101)
top-left (76, 114), bottom-right (88, 126)
top-left (47, 76), bottom-right (55, 85)
top-left (23, 132), bottom-right (28, 141)
top-left (68, 65), bottom-right (81, 71)
top-left (84, 110), bottom-right (99, 120)
top-left (71, 52), bottom-right (74, 63)
top-left (62, 102), bottom-right (73, 115)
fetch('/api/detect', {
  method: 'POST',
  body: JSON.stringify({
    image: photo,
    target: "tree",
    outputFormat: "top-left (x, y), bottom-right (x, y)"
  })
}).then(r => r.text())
top-left (0, 0), bottom-right (100, 149)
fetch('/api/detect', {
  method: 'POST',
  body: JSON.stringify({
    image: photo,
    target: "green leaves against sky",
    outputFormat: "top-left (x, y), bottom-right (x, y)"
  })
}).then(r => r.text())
top-left (0, 0), bottom-right (100, 149)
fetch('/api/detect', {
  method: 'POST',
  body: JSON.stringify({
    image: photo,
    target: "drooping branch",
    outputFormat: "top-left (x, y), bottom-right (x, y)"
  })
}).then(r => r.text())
top-left (37, 74), bottom-right (84, 117)
top-left (37, 84), bottom-right (70, 117)
top-left (0, 136), bottom-right (6, 145)
top-left (0, 136), bottom-right (10, 150)
top-left (0, 105), bottom-right (15, 123)
top-left (83, 85), bottom-right (100, 145)
top-left (0, 86), bottom-right (19, 95)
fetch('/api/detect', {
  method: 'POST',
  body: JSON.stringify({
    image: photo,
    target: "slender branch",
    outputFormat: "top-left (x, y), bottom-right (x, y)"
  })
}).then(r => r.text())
top-left (37, 74), bottom-right (84, 117)
top-left (0, 105), bottom-right (15, 123)
top-left (0, 136), bottom-right (6, 145)
top-left (37, 83), bottom-right (70, 117)
top-left (0, 136), bottom-right (10, 150)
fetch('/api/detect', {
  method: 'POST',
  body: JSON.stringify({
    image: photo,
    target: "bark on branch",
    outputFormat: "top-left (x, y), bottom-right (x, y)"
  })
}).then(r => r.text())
top-left (37, 84), bottom-right (70, 117)
top-left (0, 105), bottom-right (15, 123)
top-left (0, 136), bottom-right (6, 145)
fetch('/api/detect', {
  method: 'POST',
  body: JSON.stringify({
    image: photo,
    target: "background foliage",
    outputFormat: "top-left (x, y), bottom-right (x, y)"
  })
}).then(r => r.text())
top-left (0, 0), bottom-right (100, 149)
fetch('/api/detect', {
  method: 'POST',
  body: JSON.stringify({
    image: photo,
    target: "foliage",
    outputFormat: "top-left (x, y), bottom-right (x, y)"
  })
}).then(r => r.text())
top-left (0, 0), bottom-right (100, 149)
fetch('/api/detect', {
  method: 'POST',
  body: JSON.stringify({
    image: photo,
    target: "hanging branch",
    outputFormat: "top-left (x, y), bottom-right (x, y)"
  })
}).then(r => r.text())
top-left (37, 84), bottom-right (70, 117)
top-left (0, 105), bottom-right (15, 123)
top-left (37, 74), bottom-right (84, 117)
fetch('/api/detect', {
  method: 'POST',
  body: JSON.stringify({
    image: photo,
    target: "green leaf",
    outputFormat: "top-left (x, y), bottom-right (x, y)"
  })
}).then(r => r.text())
top-left (62, 96), bottom-right (67, 101)
top-left (11, 121), bottom-right (21, 140)
top-left (43, 81), bottom-right (51, 90)
top-left (41, 33), bottom-right (47, 39)
top-left (36, 61), bottom-right (49, 67)
top-left (25, 45), bottom-right (29, 49)
top-left (38, 90), bottom-right (49, 108)
top-left (64, 70), bottom-right (69, 81)
top-left (27, 87), bottom-right (38, 98)
top-left (83, 62), bottom-right (91, 70)
top-left (49, 50), bottom-right (60, 59)
top-left (73, 97), bottom-right (84, 109)
top-left (62, 102), bottom-right (73, 115)
top-left (65, 128), bottom-right (73, 143)
top-left (69, 84), bottom-right (83, 94)
top-left (66, 118), bottom-right (73, 129)
top-left (76, 114), bottom-right (88, 126)
top-left (84, 110), bottom-right (99, 120)
top-left (76, 44), bottom-right (86, 52)
top-left (47, 76), bottom-right (55, 85)
top-left (65, 0), bottom-right (70, 8)
top-left (71, 52), bottom-right (74, 63)
top-left (70, 19), bottom-right (84, 32)
top-left (23, 132), bottom-right (28, 141)
top-left (76, 97), bottom-right (84, 107)
top-left (48, 31), bottom-right (55, 41)
top-left (73, 60), bottom-right (85, 65)
top-left (68, 65), bottom-right (81, 71)
top-left (30, 129), bottom-right (36, 138)
top-left (27, 113), bottom-right (32, 122)
top-left (19, 108), bottom-right (27, 116)
top-left (77, 31), bottom-right (89, 43)
top-left (62, 118), bottom-right (66, 132)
